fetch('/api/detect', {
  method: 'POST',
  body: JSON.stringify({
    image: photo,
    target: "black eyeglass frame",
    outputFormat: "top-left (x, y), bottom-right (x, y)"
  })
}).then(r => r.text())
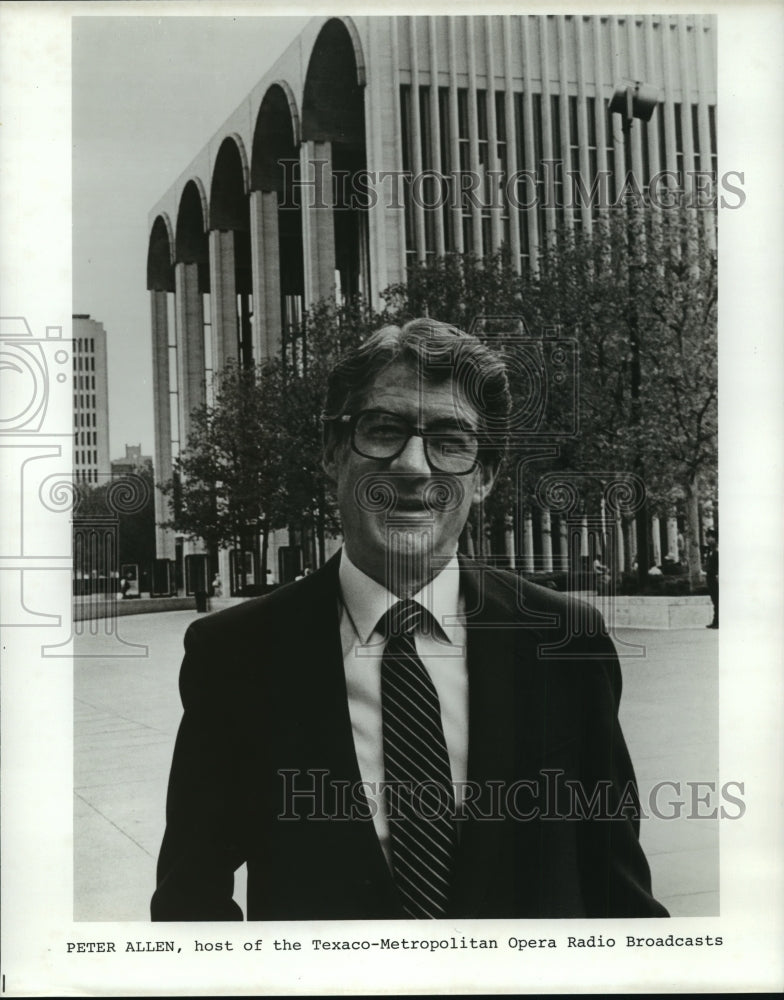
top-left (321, 409), bottom-right (483, 475)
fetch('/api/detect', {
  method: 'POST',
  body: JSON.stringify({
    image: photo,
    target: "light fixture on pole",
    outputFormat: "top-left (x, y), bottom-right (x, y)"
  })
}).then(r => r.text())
top-left (610, 79), bottom-right (660, 586)
top-left (608, 81), bottom-right (659, 124)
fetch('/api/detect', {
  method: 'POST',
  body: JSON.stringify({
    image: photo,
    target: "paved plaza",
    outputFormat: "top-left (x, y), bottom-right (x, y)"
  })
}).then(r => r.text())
top-left (74, 607), bottom-right (719, 922)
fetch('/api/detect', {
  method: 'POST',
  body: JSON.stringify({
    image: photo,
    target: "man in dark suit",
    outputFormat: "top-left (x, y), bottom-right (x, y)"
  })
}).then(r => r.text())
top-left (152, 319), bottom-right (667, 921)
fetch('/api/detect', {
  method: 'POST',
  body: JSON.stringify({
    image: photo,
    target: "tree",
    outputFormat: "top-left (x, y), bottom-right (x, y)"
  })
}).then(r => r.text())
top-left (392, 213), bottom-right (717, 584)
top-left (382, 248), bottom-right (526, 329)
top-left (276, 296), bottom-right (378, 563)
top-left (520, 208), bottom-right (717, 585)
top-left (159, 361), bottom-right (289, 588)
top-left (73, 467), bottom-right (156, 589)
top-left (159, 300), bottom-right (377, 582)
top-left (635, 211), bottom-right (717, 587)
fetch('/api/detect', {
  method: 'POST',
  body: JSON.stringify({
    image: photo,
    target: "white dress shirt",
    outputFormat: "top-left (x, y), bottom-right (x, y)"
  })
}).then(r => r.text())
top-left (338, 549), bottom-right (468, 866)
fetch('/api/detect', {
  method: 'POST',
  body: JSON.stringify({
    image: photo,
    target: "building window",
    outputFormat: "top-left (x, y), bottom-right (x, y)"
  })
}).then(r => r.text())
top-left (532, 94), bottom-right (547, 241)
top-left (568, 96), bottom-right (582, 228)
top-left (283, 294), bottom-right (305, 374)
top-left (418, 85), bottom-right (436, 258)
top-left (657, 103), bottom-right (668, 176)
top-left (457, 88), bottom-right (472, 254)
top-left (585, 96), bottom-right (600, 220)
top-left (604, 100), bottom-right (617, 205)
top-left (674, 102), bottom-right (685, 188)
top-left (399, 84), bottom-right (416, 267)
top-left (641, 117), bottom-right (652, 189)
top-left (476, 89), bottom-right (492, 255)
top-left (203, 292), bottom-right (213, 407)
top-left (691, 104), bottom-right (701, 174)
top-left (513, 92), bottom-right (532, 266)
top-left (550, 95), bottom-right (564, 229)
top-left (495, 91), bottom-right (510, 249)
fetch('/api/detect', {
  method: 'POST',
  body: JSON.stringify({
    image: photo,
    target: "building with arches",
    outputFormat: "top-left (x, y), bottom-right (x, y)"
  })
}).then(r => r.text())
top-left (147, 14), bottom-right (717, 588)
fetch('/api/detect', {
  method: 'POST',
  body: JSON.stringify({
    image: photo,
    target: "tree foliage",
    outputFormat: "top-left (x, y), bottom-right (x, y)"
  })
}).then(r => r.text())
top-left (158, 362), bottom-right (288, 570)
top-left (74, 465), bottom-right (156, 579)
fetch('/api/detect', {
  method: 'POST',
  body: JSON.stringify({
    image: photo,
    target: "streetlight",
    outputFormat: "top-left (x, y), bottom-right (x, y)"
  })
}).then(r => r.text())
top-left (609, 81), bottom-right (660, 586)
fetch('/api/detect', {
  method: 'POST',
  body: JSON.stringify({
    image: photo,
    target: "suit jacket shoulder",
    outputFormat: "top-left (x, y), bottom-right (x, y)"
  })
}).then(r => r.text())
top-left (177, 560), bottom-right (341, 695)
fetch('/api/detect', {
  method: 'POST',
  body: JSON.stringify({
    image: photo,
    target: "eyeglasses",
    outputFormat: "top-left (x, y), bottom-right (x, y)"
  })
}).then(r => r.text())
top-left (324, 409), bottom-right (480, 475)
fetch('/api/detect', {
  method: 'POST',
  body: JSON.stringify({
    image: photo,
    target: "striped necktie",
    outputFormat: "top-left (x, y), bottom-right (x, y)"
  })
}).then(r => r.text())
top-left (379, 598), bottom-right (457, 918)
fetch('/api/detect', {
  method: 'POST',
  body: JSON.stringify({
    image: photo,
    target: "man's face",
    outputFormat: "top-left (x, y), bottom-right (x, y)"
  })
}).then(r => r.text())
top-left (323, 360), bottom-right (496, 593)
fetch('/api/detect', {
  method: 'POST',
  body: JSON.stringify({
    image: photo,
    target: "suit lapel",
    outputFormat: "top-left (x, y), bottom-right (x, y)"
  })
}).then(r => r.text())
top-left (286, 554), bottom-right (398, 903)
top-left (447, 559), bottom-right (545, 916)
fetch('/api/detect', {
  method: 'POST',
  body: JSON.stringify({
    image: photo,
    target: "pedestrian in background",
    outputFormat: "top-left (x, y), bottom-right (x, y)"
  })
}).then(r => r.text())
top-left (704, 528), bottom-right (718, 628)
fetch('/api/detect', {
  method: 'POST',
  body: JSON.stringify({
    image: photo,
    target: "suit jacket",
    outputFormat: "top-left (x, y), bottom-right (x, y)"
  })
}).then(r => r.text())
top-left (151, 553), bottom-right (667, 921)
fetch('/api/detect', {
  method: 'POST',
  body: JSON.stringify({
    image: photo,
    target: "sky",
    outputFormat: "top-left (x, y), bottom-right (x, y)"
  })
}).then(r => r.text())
top-left (72, 15), bottom-right (310, 458)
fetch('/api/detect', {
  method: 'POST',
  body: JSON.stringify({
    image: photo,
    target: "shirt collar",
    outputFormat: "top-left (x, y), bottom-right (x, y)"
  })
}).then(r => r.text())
top-left (339, 548), bottom-right (461, 644)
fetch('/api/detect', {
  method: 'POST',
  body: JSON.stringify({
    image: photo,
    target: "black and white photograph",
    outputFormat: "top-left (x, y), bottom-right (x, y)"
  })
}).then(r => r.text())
top-left (1, 4), bottom-right (782, 996)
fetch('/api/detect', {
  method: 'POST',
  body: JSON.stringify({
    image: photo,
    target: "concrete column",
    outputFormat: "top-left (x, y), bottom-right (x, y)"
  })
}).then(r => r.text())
top-left (150, 290), bottom-right (176, 560)
top-left (364, 17), bottom-right (401, 301)
top-left (208, 229), bottom-right (238, 373)
top-left (559, 518), bottom-right (570, 572)
top-left (300, 140), bottom-right (336, 307)
top-left (484, 14), bottom-right (503, 252)
top-left (541, 509), bottom-right (553, 572)
top-left (501, 15), bottom-right (522, 269)
top-left (465, 17), bottom-right (484, 255)
top-left (174, 261), bottom-right (205, 447)
top-left (262, 527), bottom-right (291, 582)
top-left (627, 516), bottom-right (638, 569)
top-left (250, 189), bottom-right (283, 361)
top-left (218, 547), bottom-right (231, 595)
top-left (447, 19), bottom-right (464, 254)
top-left (324, 535), bottom-right (342, 563)
top-left (614, 512), bottom-right (625, 575)
top-left (651, 515), bottom-right (662, 566)
top-left (666, 515), bottom-right (679, 560)
top-left (580, 515), bottom-right (589, 558)
top-left (523, 511), bottom-right (535, 573)
top-left (504, 515), bottom-right (515, 568)
top-left (702, 501), bottom-right (716, 538)
top-left (428, 16), bottom-right (446, 258)
top-left (407, 17), bottom-right (427, 263)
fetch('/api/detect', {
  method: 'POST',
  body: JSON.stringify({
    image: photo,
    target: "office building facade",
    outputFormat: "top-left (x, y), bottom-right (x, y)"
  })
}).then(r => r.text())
top-left (73, 314), bottom-right (111, 486)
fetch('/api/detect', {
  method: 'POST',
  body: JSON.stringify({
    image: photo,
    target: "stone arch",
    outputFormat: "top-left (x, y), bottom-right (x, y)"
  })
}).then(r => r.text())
top-left (339, 16), bottom-right (366, 86)
top-left (147, 213), bottom-right (175, 292)
top-left (175, 178), bottom-right (209, 275)
top-left (301, 16), bottom-right (369, 303)
top-left (210, 134), bottom-right (250, 229)
top-left (247, 77), bottom-right (308, 363)
top-left (208, 135), bottom-right (253, 367)
top-left (251, 83), bottom-right (299, 193)
top-left (302, 17), bottom-right (366, 145)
